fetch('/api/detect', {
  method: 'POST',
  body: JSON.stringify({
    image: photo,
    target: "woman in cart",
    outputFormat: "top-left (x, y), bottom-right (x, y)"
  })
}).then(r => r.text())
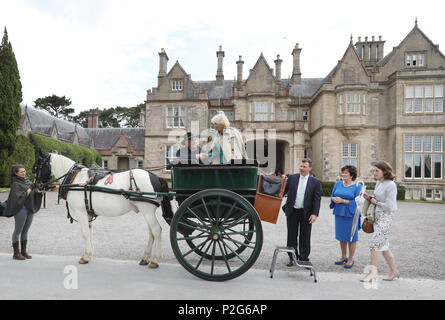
top-left (198, 111), bottom-right (247, 164)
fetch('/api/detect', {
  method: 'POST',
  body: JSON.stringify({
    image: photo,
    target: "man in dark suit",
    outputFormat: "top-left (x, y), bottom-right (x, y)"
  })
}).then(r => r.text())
top-left (282, 158), bottom-right (322, 267)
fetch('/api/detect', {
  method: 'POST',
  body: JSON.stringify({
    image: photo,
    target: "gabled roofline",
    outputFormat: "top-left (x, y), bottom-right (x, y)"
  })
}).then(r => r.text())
top-left (377, 23), bottom-right (445, 68)
top-left (245, 53), bottom-right (277, 83)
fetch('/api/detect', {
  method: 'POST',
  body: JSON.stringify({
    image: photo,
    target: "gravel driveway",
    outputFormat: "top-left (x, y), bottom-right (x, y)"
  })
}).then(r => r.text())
top-left (1, 191), bottom-right (444, 280)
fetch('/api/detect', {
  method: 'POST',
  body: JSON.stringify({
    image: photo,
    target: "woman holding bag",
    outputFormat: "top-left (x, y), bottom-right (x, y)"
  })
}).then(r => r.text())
top-left (3, 165), bottom-right (43, 260)
top-left (330, 166), bottom-right (362, 269)
top-left (361, 161), bottom-right (399, 282)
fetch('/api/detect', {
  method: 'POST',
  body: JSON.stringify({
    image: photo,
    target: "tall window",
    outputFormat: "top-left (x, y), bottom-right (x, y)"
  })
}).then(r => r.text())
top-left (249, 102), bottom-right (275, 121)
top-left (166, 106), bottom-right (186, 129)
top-left (287, 110), bottom-right (296, 121)
top-left (171, 79), bottom-right (183, 91)
top-left (166, 145), bottom-right (180, 167)
top-left (405, 85), bottom-right (444, 114)
top-left (405, 135), bottom-right (443, 179)
top-left (406, 53), bottom-right (425, 67)
top-left (342, 143), bottom-right (358, 167)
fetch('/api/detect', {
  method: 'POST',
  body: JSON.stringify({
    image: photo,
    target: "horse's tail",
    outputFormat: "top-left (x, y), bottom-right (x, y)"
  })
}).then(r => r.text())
top-left (148, 172), bottom-right (173, 225)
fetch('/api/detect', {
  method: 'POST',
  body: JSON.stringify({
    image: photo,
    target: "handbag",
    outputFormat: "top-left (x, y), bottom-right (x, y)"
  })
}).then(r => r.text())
top-left (362, 218), bottom-right (374, 234)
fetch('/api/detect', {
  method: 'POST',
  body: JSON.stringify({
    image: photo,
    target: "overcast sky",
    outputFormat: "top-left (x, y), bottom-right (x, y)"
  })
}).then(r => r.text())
top-left (2, 0), bottom-right (444, 114)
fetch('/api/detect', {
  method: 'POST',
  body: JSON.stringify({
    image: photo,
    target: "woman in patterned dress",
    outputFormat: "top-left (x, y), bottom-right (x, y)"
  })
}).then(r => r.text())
top-left (361, 161), bottom-right (400, 282)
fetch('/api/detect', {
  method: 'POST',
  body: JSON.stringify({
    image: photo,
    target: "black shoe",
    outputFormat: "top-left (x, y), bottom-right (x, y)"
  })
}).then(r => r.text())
top-left (286, 259), bottom-right (295, 267)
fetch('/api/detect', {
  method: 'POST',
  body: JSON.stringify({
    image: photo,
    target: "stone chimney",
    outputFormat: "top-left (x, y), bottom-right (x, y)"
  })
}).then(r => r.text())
top-left (291, 43), bottom-right (302, 83)
top-left (236, 55), bottom-right (244, 86)
top-left (275, 54), bottom-right (283, 86)
top-left (355, 36), bottom-right (385, 67)
top-left (87, 109), bottom-right (99, 129)
top-left (158, 48), bottom-right (169, 85)
top-left (216, 45), bottom-right (225, 86)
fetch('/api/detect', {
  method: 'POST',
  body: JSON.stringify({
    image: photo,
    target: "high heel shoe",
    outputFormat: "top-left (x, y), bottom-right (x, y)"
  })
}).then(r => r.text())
top-left (383, 272), bottom-right (400, 281)
top-left (335, 258), bottom-right (348, 265)
top-left (360, 271), bottom-right (377, 283)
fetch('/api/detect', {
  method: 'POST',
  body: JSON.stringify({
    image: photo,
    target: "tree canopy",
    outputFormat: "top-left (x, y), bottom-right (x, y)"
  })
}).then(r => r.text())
top-left (73, 103), bottom-right (145, 128)
top-left (0, 27), bottom-right (23, 185)
top-left (34, 94), bottom-right (75, 120)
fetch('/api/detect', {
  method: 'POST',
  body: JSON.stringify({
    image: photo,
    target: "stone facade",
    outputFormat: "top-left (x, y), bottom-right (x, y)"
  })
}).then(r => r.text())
top-left (145, 22), bottom-right (445, 201)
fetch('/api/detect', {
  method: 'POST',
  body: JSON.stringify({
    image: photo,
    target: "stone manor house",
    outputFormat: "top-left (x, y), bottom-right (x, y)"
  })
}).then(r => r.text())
top-left (20, 22), bottom-right (445, 201)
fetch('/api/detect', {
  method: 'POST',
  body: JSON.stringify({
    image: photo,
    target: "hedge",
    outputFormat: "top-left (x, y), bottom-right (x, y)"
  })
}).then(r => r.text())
top-left (30, 133), bottom-right (102, 168)
top-left (321, 181), bottom-right (406, 201)
top-left (0, 135), bottom-right (36, 187)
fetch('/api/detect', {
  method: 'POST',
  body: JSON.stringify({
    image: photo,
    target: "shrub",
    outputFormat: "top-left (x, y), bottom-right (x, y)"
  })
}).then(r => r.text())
top-left (0, 135), bottom-right (36, 187)
top-left (29, 133), bottom-right (102, 167)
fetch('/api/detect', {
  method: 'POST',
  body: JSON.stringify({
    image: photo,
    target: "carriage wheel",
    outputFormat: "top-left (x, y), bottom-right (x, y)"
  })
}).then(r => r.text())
top-left (170, 189), bottom-right (263, 282)
top-left (185, 213), bottom-right (254, 261)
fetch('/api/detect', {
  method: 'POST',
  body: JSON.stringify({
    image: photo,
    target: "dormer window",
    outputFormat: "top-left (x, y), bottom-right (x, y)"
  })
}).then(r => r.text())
top-left (406, 53), bottom-right (425, 67)
top-left (171, 79), bottom-right (183, 91)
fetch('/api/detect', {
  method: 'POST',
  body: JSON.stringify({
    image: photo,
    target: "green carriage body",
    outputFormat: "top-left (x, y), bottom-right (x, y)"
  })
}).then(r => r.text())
top-left (171, 164), bottom-right (259, 192)
top-left (169, 164), bottom-right (263, 282)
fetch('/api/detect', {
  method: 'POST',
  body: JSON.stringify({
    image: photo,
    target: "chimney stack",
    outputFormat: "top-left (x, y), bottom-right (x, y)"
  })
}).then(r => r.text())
top-left (355, 35), bottom-right (386, 67)
top-left (216, 45), bottom-right (225, 86)
top-left (236, 55), bottom-right (244, 86)
top-left (87, 109), bottom-right (99, 129)
top-left (275, 54), bottom-right (283, 84)
top-left (158, 48), bottom-right (169, 86)
top-left (291, 43), bottom-right (302, 83)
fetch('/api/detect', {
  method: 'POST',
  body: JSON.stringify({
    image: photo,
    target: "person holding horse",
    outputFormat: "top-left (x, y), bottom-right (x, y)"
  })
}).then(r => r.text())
top-left (3, 165), bottom-right (44, 260)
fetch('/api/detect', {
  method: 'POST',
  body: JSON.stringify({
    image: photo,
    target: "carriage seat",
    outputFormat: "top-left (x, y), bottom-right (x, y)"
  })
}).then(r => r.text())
top-left (87, 163), bottom-right (113, 185)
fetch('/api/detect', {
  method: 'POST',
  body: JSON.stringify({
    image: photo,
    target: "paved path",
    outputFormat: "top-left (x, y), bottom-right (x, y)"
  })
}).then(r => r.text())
top-left (1, 192), bottom-right (444, 281)
top-left (1, 253), bottom-right (443, 300)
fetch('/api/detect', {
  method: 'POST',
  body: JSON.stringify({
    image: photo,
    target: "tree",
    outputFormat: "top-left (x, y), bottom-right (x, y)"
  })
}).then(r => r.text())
top-left (34, 95), bottom-right (74, 120)
top-left (73, 103), bottom-right (145, 128)
top-left (0, 27), bottom-right (23, 185)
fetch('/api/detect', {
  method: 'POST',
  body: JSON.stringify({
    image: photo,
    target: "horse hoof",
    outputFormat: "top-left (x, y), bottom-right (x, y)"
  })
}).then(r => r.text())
top-left (139, 260), bottom-right (149, 266)
top-left (148, 262), bottom-right (159, 269)
top-left (79, 258), bottom-right (89, 265)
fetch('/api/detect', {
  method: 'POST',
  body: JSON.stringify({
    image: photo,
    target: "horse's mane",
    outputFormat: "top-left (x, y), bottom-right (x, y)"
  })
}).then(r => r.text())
top-left (50, 153), bottom-right (76, 176)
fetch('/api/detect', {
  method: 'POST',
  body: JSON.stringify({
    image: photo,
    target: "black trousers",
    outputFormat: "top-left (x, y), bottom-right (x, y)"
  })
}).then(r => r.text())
top-left (286, 208), bottom-right (312, 261)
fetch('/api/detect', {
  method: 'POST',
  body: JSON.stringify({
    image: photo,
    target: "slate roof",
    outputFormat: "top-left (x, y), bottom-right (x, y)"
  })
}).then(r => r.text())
top-left (283, 78), bottom-right (325, 97)
top-left (85, 128), bottom-right (145, 150)
top-left (194, 80), bottom-right (235, 99)
top-left (194, 78), bottom-right (324, 99)
top-left (23, 106), bottom-right (91, 146)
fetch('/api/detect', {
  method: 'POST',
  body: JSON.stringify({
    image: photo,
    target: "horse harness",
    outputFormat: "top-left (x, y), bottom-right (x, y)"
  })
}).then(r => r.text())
top-left (59, 165), bottom-right (160, 224)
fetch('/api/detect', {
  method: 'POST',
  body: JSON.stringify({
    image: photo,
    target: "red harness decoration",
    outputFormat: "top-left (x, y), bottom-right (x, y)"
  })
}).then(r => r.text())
top-left (105, 173), bottom-right (114, 185)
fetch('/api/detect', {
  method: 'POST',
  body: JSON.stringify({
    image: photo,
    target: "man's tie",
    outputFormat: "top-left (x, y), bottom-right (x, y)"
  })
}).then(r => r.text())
top-left (298, 176), bottom-right (306, 208)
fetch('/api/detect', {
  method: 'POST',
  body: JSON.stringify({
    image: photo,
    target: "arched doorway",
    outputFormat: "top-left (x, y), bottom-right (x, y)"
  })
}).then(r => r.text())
top-left (245, 139), bottom-right (289, 174)
top-left (118, 157), bottom-right (130, 171)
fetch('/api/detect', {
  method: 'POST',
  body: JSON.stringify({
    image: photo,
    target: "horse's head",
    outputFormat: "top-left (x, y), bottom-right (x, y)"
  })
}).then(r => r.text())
top-left (32, 152), bottom-right (53, 185)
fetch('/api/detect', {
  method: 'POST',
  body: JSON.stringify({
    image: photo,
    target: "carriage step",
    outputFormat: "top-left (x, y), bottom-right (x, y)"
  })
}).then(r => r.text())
top-left (269, 246), bottom-right (318, 283)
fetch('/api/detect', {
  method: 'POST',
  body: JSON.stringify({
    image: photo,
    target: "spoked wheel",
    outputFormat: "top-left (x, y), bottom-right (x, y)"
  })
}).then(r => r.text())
top-left (170, 189), bottom-right (263, 282)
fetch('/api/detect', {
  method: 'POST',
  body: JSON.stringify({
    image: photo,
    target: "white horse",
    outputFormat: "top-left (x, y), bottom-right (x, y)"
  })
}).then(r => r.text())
top-left (43, 153), bottom-right (165, 268)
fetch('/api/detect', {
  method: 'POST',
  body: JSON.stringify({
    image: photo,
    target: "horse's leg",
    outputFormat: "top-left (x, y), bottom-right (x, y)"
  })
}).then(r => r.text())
top-left (139, 224), bottom-right (155, 266)
top-left (138, 203), bottom-right (162, 269)
top-left (76, 210), bottom-right (94, 264)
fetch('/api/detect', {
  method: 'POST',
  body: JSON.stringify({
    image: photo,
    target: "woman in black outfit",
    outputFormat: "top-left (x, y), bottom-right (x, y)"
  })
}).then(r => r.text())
top-left (4, 165), bottom-right (43, 260)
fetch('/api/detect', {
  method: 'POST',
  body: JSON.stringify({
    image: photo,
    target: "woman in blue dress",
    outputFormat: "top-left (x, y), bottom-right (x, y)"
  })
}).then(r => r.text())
top-left (330, 166), bottom-right (362, 269)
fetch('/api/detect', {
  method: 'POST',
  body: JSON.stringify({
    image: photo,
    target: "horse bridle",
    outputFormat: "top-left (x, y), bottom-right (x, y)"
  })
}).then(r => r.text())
top-left (33, 153), bottom-right (70, 190)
